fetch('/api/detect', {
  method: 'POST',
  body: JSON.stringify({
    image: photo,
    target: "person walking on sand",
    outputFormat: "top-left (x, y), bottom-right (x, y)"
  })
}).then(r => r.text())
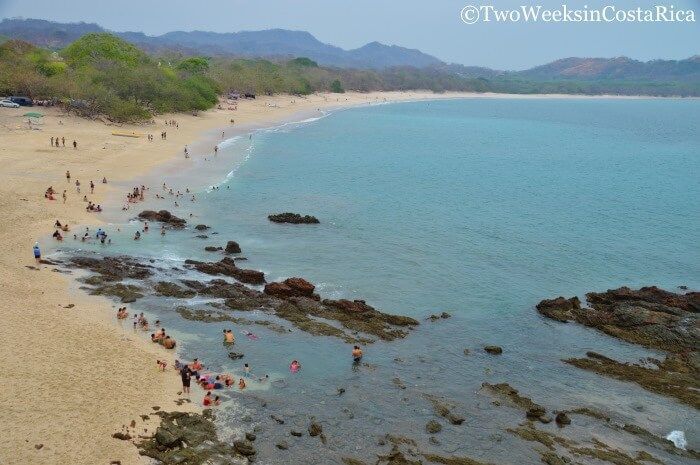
top-left (90, 181), bottom-right (94, 194)
top-left (50, 137), bottom-right (54, 147)
top-left (214, 145), bottom-right (218, 155)
top-left (73, 140), bottom-right (77, 149)
top-left (61, 137), bottom-right (65, 147)
top-left (66, 170), bottom-right (70, 181)
top-left (184, 146), bottom-right (189, 158)
top-left (62, 190), bottom-right (67, 203)
top-left (32, 242), bottom-right (41, 263)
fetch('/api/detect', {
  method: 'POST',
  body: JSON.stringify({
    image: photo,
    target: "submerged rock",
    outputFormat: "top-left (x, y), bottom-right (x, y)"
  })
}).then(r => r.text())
top-left (481, 383), bottom-right (549, 423)
top-left (204, 246), bottom-right (222, 252)
top-left (154, 281), bottom-right (196, 298)
top-left (555, 412), bottom-right (571, 426)
top-left (87, 283), bottom-right (144, 303)
top-left (194, 224), bottom-right (209, 231)
top-left (268, 212), bottom-right (320, 224)
top-left (137, 210), bottom-right (186, 228)
top-left (425, 420), bottom-right (442, 434)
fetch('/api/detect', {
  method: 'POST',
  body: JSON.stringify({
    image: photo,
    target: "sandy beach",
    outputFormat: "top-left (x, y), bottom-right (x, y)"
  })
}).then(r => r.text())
top-left (0, 90), bottom-right (495, 465)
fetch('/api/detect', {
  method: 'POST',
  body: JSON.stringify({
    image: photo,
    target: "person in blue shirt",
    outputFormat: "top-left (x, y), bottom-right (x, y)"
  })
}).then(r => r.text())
top-left (33, 242), bottom-right (41, 263)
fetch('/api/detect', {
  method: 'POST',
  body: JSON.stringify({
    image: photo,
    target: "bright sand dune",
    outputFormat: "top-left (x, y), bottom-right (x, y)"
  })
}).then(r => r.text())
top-left (0, 90), bottom-right (492, 465)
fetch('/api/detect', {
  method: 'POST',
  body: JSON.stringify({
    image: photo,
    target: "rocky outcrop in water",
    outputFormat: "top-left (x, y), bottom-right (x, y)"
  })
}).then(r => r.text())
top-left (264, 277), bottom-right (318, 299)
top-left (225, 241), bottom-right (241, 254)
top-left (268, 212), bottom-right (320, 224)
top-left (537, 286), bottom-right (699, 408)
top-left (536, 286), bottom-right (698, 352)
top-left (137, 210), bottom-right (187, 228)
top-left (184, 257), bottom-right (265, 285)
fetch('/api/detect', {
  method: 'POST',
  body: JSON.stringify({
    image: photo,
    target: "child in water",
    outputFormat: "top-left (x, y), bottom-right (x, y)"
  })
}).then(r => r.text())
top-left (289, 360), bottom-right (301, 373)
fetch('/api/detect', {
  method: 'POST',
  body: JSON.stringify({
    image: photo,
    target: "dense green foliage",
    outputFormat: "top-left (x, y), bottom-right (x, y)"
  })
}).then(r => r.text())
top-left (0, 33), bottom-right (697, 122)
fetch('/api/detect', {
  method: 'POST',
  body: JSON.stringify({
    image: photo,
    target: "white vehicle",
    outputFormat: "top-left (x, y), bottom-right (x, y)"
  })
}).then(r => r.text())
top-left (0, 99), bottom-right (20, 108)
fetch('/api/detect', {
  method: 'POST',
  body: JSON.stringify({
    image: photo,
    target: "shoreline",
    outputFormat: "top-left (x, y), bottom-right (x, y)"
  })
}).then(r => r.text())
top-left (0, 90), bottom-right (694, 465)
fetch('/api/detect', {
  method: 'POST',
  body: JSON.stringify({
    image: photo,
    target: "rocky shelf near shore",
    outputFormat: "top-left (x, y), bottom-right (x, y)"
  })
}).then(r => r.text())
top-left (536, 286), bottom-right (699, 408)
top-left (61, 254), bottom-right (418, 343)
top-left (268, 212), bottom-right (320, 224)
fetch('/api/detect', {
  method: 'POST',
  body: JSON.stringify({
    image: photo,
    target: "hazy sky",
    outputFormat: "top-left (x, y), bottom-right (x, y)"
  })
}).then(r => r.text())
top-left (1, 0), bottom-right (698, 69)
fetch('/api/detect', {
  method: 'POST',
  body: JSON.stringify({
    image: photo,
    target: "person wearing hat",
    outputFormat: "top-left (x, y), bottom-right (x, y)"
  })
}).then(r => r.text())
top-left (32, 242), bottom-right (41, 263)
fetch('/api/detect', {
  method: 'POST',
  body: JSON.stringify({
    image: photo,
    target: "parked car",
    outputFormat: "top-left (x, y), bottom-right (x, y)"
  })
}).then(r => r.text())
top-left (0, 99), bottom-right (20, 108)
top-left (9, 96), bottom-right (33, 106)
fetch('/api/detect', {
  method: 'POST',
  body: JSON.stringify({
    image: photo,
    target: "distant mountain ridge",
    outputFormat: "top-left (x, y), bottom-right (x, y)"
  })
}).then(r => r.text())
top-left (0, 18), bottom-right (442, 69)
top-left (0, 18), bottom-right (698, 82)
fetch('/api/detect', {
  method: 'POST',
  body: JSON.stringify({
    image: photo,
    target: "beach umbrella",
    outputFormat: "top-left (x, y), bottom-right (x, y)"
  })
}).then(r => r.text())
top-left (23, 112), bottom-right (44, 118)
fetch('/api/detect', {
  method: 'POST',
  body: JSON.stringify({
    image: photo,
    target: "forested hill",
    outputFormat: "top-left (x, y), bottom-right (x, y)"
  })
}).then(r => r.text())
top-left (0, 31), bottom-right (698, 123)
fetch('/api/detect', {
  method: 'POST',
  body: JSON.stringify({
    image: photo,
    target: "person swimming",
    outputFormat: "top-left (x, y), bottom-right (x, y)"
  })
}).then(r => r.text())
top-left (289, 360), bottom-right (301, 373)
top-left (244, 330), bottom-right (258, 340)
top-left (238, 378), bottom-right (246, 390)
top-left (223, 329), bottom-right (235, 344)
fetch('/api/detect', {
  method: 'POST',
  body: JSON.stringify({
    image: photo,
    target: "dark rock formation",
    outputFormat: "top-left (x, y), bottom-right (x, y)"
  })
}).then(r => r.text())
top-left (536, 286), bottom-right (699, 352)
top-left (225, 241), bottom-right (241, 254)
top-left (233, 439), bottom-right (256, 456)
top-left (87, 283), bottom-right (144, 303)
top-left (194, 224), bottom-right (209, 231)
top-left (555, 412), bottom-right (571, 426)
top-left (137, 210), bottom-right (186, 228)
top-left (184, 257), bottom-right (265, 285)
top-left (308, 419), bottom-right (323, 437)
top-left (137, 411), bottom-right (241, 465)
top-left (204, 246), bottom-right (222, 252)
top-left (538, 286), bottom-right (699, 407)
top-left (484, 345), bottom-right (503, 355)
top-left (268, 212), bottom-right (320, 224)
top-left (69, 255), bottom-right (152, 281)
top-left (264, 277), bottom-right (318, 299)
top-left (536, 296), bottom-right (581, 322)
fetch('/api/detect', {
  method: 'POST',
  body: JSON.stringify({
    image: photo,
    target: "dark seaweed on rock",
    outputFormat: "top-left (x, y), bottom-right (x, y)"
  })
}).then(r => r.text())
top-left (268, 212), bottom-right (320, 224)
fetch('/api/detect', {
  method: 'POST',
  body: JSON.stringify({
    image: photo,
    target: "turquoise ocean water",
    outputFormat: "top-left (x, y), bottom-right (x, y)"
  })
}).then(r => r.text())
top-left (56, 98), bottom-right (700, 463)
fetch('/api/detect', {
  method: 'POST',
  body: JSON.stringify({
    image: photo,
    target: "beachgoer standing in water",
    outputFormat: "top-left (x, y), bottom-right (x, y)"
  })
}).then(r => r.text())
top-left (352, 345), bottom-right (363, 362)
